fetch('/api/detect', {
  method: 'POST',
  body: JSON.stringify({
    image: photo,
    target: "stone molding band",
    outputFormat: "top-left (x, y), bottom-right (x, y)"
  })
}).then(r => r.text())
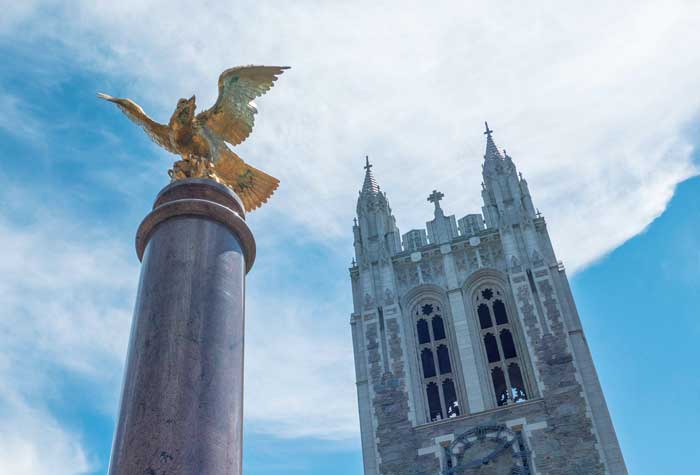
top-left (136, 198), bottom-right (257, 273)
top-left (153, 178), bottom-right (246, 218)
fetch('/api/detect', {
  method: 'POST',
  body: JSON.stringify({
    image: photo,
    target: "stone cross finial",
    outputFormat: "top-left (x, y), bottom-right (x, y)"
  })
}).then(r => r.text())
top-left (364, 155), bottom-right (372, 171)
top-left (427, 189), bottom-right (444, 210)
top-left (484, 121), bottom-right (493, 137)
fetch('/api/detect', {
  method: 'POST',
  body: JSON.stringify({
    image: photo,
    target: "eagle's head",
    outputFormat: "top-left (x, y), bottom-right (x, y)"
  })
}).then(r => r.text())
top-left (172, 95), bottom-right (196, 126)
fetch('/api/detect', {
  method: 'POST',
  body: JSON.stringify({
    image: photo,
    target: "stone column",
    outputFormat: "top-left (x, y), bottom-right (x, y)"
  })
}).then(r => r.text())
top-left (108, 178), bottom-right (256, 475)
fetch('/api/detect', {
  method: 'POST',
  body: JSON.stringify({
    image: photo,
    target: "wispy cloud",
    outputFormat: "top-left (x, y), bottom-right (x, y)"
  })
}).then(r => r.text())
top-left (245, 286), bottom-right (358, 439)
top-left (2, 1), bottom-right (700, 470)
top-left (0, 388), bottom-right (90, 475)
top-left (0, 194), bottom-right (135, 473)
top-left (0, 183), bottom-right (360, 450)
top-left (0, 93), bottom-right (44, 141)
top-left (4, 0), bottom-right (698, 271)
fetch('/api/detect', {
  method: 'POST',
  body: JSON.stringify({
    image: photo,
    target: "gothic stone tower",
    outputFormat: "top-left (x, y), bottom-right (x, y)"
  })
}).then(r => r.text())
top-left (349, 125), bottom-right (627, 475)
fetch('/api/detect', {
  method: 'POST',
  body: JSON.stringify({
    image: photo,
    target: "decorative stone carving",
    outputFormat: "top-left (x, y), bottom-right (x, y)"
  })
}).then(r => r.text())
top-left (481, 246), bottom-right (493, 267)
top-left (468, 250), bottom-right (479, 270)
top-left (492, 244), bottom-right (505, 269)
top-left (454, 251), bottom-right (468, 273)
top-left (364, 293), bottom-right (374, 309)
top-left (397, 267), bottom-right (408, 288)
top-left (421, 261), bottom-right (433, 282)
top-left (531, 249), bottom-right (544, 267)
top-left (510, 255), bottom-right (522, 273)
top-left (396, 263), bottom-right (421, 290)
top-left (432, 257), bottom-right (444, 276)
top-left (384, 288), bottom-right (394, 304)
top-left (409, 265), bottom-right (420, 286)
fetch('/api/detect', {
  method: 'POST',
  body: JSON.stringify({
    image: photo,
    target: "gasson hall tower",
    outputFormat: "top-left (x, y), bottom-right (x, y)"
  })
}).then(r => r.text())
top-left (348, 124), bottom-right (627, 475)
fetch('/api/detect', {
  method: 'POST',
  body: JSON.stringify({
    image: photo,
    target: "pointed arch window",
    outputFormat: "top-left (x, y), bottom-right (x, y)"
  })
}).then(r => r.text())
top-left (414, 300), bottom-right (462, 421)
top-left (474, 286), bottom-right (530, 407)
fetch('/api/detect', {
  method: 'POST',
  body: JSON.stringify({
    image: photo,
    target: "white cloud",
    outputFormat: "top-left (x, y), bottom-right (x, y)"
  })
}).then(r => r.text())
top-left (2, 0), bottom-right (700, 467)
top-left (0, 187), bottom-right (137, 472)
top-left (0, 212), bottom-right (136, 380)
top-left (6, 1), bottom-right (699, 271)
top-left (244, 286), bottom-right (358, 439)
top-left (0, 185), bottom-right (360, 449)
top-left (0, 377), bottom-right (91, 475)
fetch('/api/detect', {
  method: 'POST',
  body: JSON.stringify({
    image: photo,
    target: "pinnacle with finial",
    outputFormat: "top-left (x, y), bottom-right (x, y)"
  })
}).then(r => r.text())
top-left (483, 121), bottom-right (502, 160)
top-left (361, 155), bottom-right (380, 194)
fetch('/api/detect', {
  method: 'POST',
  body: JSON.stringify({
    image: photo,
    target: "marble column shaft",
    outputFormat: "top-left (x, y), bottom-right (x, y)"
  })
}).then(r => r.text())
top-left (108, 178), bottom-right (255, 475)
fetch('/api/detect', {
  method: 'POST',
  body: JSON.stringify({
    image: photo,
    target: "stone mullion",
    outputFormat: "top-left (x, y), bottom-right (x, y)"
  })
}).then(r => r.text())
top-left (430, 309), bottom-right (447, 419)
top-left (420, 314), bottom-right (439, 419)
top-left (479, 297), bottom-right (524, 406)
top-left (490, 295), bottom-right (527, 405)
top-left (436, 377), bottom-right (448, 419)
top-left (478, 303), bottom-right (497, 406)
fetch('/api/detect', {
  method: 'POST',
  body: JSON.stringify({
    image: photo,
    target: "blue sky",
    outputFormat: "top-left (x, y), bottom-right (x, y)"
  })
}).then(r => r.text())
top-left (1, 1), bottom-right (699, 474)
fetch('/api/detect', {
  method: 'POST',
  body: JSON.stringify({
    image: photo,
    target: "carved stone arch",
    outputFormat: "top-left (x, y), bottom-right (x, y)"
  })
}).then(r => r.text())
top-left (460, 269), bottom-right (538, 409)
top-left (399, 284), bottom-right (468, 423)
top-left (401, 283), bottom-right (447, 312)
top-left (461, 268), bottom-right (510, 296)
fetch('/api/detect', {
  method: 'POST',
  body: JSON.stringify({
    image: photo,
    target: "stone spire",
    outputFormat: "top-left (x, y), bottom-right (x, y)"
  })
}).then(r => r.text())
top-left (479, 124), bottom-right (541, 268)
top-left (483, 122), bottom-right (503, 160)
top-left (362, 156), bottom-right (380, 195)
top-left (355, 157), bottom-right (402, 258)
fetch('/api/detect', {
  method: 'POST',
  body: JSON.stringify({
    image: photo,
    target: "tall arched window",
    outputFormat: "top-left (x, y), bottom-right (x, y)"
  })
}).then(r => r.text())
top-left (474, 286), bottom-right (529, 407)
top-left (414, 301), bottom-right (461, 421)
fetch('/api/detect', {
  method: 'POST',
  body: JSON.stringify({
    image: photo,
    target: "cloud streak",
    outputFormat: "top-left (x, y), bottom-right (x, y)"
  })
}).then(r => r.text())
top-left (0, 200), bottom-right (134, 473)
top-left (4, 0), bottom-right (698, 271)
top-left (1, 0), bottom-right (700, 470)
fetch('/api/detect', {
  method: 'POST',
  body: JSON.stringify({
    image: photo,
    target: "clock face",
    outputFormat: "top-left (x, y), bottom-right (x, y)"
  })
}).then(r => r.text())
top-left (444, 425), bottom-right (530, 475)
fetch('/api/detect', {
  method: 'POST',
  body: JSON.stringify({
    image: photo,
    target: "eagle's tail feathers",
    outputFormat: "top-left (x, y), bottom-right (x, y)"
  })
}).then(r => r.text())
top-left (213, 149), bottom-right (279, 212)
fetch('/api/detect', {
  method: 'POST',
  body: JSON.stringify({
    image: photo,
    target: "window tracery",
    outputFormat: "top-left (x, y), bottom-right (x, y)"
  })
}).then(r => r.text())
top-left (414, 301), bottom-right (461, 421)
top-left (474, 286), bottom-right (529, 406)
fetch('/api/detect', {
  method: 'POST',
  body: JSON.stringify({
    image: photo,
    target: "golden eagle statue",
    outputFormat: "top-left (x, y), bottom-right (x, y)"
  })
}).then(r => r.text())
top-left (98, 65), bottom-right (288, 212)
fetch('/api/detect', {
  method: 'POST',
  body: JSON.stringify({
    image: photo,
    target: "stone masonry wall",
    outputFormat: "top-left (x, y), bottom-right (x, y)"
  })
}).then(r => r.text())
top-left (366, 318), bottom-right (418, 475)
top-left (363, 267), bottom-right (609, 475)
top-left (511, 269), bottom-right (606, 474)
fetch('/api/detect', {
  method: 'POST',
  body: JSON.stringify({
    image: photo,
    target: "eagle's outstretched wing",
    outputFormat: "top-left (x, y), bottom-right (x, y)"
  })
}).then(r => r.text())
top-left (196, 65), bottom-right (289, 147)
top-left (214, 148), bottom-right (280, 212)
top-left (97, 93), bottom-right (176, 154)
